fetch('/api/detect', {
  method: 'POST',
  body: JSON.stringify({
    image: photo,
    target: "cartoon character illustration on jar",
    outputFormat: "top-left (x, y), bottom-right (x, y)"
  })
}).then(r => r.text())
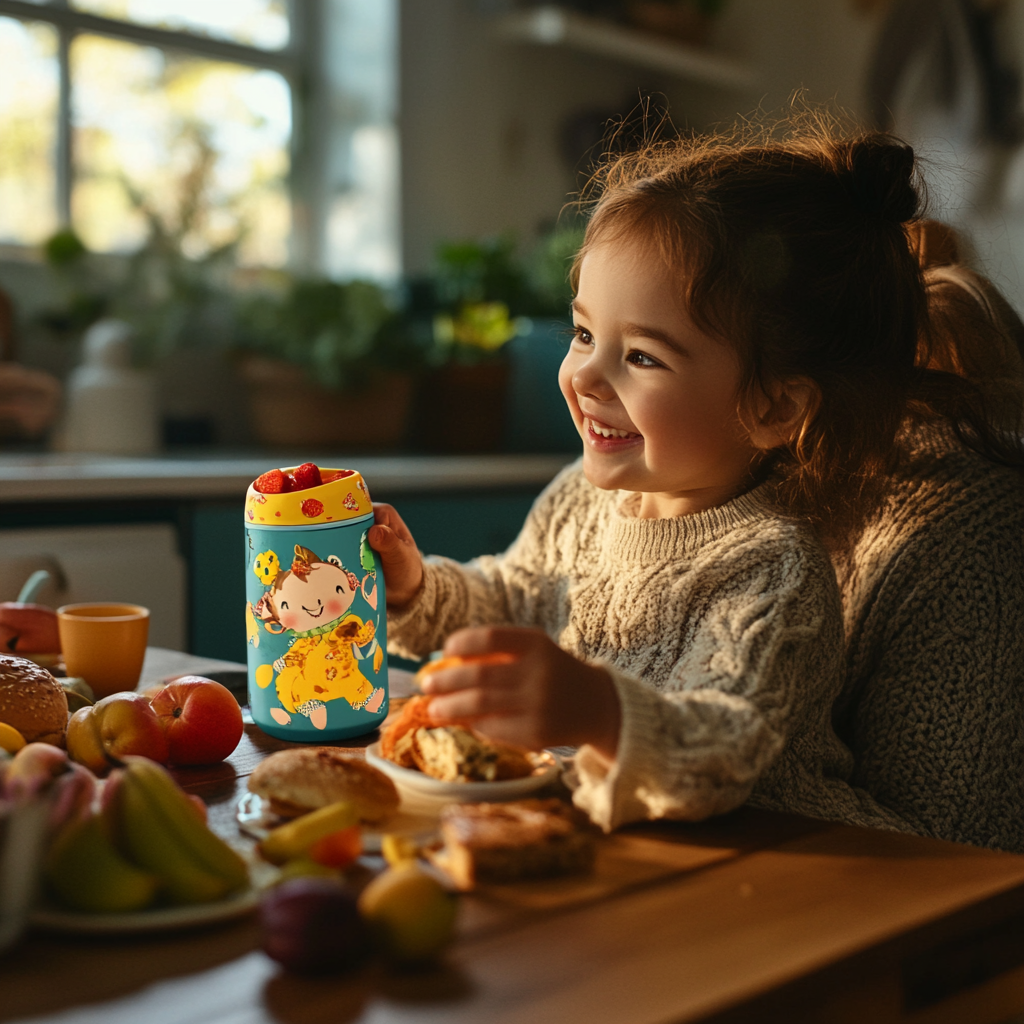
top-left (243, 465), bottom-right (388, 741)
top-left (254, 545), bottom-right (385, 729)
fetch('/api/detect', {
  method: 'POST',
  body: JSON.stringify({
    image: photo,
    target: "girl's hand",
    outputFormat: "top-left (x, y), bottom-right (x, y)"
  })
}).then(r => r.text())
top-left (368, 503), bottom-right (424, 609)
top-left (419, 626), bottom-right (621, 757)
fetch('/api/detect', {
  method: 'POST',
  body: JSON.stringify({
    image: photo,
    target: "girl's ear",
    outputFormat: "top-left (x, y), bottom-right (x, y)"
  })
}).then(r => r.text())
top-left (747, 377), bottom-right (821, 451)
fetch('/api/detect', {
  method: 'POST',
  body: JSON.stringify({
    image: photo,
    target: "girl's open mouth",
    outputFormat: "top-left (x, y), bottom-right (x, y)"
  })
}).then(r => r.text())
top-left (583, 416), bottom-right (642, 451)
top-left (302, 604), bottom-right (324, 618)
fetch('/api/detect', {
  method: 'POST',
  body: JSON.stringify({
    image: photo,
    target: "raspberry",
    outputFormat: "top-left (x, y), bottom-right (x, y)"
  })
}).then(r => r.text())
top-left (292, 462), bottom-right (323, 490)
top-left (301, 498), bottom-right (325, 518)
top-left (254, 469), bottom-right (287, 494)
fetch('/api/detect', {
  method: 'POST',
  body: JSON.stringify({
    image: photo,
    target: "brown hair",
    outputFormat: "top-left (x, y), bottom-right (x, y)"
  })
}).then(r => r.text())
top-left (907, 219), bottom-right (1024, 434)
top-left (572, 113), bottom-right (1023, 545)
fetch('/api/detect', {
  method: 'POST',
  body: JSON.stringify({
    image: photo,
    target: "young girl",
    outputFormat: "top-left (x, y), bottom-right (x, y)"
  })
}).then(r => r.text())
top-left (370, 121), bottom-right (929, 833)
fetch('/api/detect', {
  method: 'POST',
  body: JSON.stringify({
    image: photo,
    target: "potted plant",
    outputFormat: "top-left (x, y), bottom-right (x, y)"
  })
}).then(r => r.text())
top-left (410, 236), bottom-right (534, 453)
top-left (234, 277), bottom-right (419, 450)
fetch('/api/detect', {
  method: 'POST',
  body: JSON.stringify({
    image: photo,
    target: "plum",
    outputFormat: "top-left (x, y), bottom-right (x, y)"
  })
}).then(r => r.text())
top-left (261, 878), bottom-right (368, 975)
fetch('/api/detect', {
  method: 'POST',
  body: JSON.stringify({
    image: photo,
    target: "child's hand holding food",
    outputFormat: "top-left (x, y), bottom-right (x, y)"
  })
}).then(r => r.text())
top-left (367, 503), bottom-right (424, 609)
top-left (419, 627), bottom-right (621, 757)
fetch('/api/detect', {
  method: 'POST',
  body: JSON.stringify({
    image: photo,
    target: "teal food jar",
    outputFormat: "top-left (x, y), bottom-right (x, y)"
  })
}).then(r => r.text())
top-left (243, 465), bottom-right (387, 741)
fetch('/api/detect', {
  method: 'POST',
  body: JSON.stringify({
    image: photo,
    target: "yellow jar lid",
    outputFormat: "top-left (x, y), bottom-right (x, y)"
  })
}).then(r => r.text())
top-left (244, 467), bottom-right (372, 526)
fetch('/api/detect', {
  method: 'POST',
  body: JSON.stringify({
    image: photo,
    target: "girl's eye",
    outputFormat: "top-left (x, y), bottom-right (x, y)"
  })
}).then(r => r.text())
top-left (280, 601), bottom-right (289, 610)
top-left (571, 326), bottom-right (593, 346)
top-left (336, 585), bottom-right (345, 594)
top-left (627, 350), bottom-right (661, 368)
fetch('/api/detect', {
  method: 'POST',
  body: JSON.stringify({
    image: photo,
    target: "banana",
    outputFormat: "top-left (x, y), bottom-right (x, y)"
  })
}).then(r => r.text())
top-left (45, 813), bottom-right (159, 914)
top-left (104, 756), bottom-right (248, 905)
top-left (259, 800), bottom-right (359, 866)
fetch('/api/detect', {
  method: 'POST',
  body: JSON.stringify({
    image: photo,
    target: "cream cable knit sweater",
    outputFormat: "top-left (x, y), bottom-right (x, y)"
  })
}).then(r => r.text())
top-left (388, 462), bottom-right (901, 832)
top-left (834, 422), bottom-right (1024, 853)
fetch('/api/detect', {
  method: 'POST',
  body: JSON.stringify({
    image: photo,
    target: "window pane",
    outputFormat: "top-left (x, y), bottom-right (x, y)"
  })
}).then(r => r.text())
top-left (0, 17), bottom-right (59, 246)
top-left (70, 34), bottom-right (291, 267)
top-left (322, 0), bottom-right (400, 282)
top-left (71, 0), bottom-right (289, 50)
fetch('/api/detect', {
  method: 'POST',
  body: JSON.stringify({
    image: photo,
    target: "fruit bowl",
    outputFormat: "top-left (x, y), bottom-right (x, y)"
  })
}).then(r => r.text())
top-left (30, 885), bottom-right (262, 934)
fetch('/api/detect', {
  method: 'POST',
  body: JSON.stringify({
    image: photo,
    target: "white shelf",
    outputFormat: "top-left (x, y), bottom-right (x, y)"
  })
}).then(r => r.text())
top-left (494, 6), bottom-right (756, 90)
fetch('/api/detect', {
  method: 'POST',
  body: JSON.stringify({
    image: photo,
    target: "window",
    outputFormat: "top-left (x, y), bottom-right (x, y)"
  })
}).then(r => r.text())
top-left (0, 0), bottom-right (398, 279)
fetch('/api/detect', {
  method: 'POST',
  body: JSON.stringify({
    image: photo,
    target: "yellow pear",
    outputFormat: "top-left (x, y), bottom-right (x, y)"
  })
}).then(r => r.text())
top-left (358, 864), bottom-right (456, 961)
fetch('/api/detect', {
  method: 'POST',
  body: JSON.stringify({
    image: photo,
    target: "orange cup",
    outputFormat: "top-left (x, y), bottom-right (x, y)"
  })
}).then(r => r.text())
top-left (56, 603), bottom-right (150, 698)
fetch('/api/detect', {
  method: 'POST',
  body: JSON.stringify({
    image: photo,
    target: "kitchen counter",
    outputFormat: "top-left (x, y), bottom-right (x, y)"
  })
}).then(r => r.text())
top-left (0, 452), bottom-right (576, 503)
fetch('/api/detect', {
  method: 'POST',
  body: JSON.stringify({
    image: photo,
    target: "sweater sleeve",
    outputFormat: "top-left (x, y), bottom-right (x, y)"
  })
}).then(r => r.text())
top-left (385, 461), bottom-right (582, 660)
top-left (571, 541), bottom-right (843, 832)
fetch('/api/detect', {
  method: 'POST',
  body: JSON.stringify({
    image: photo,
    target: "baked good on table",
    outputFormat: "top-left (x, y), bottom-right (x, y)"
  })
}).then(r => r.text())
top-left (0, 654), bottom-right (68, 745)
top-left (380, 694), bottom-right (436, 768)
top-left (380, 695), bottom-right (535, 782)
top-left (248, 747), bottom-right (399, 822)
top-left (411, 725), bottom-right (533, 783)
top-left (436, 799), bottom-right (596, 889)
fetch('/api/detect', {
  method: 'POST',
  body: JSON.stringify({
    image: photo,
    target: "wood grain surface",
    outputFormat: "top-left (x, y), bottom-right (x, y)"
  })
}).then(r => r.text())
top-left (4, 661), bottom-right (1024, 1024)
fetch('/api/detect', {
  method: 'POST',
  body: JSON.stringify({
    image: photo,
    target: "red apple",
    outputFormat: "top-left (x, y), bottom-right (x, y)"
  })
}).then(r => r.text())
top-left (66, 692), bottom-right (170, 774)
top-left (0, 603), bottom-right (60, 654)
top-left (149, 676), bottom-right (243, 766)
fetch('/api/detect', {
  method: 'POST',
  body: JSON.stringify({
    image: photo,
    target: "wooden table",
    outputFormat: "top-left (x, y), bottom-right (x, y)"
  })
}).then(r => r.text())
top-left (3, 658), bottom-right (1024, 1024)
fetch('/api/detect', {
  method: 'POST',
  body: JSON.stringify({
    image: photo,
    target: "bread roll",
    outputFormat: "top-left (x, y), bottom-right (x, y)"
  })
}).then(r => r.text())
top-left (0, 655), bottom-right (68, 746)
top-left (248, 747), bottom-right (399, 822)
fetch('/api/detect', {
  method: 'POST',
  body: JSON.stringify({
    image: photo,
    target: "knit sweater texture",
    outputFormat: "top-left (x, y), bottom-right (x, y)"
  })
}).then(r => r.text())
top-left (834, 421), bottom-right (1024, 852)
top-left (388, 461), bottom-right (901, 832)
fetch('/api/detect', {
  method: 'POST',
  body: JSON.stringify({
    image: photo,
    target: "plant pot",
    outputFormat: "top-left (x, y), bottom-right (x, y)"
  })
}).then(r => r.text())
top-left (414, 359), bottom-right (510, 453)
top-left (239, 355), bottom-right (413, 450)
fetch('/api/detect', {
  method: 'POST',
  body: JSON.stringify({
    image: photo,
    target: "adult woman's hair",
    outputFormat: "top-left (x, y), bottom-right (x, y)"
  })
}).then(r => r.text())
top-left (908, 219), bottom-right (1024, 433)
top-left (573, 114), bottom-right (1024, 545)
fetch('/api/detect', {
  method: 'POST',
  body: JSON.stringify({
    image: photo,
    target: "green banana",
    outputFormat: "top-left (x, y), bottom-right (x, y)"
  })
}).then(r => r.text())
top-left (105, 756), bottom-right (248, 905)
top-left (45, 813), bottom-right (159, 914)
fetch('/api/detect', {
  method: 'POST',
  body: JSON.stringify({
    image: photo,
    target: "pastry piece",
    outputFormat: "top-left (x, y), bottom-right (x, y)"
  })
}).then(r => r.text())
top-left (436, 799), bottom-right (596, 889)
top-left (0, 655), bottom-right (68, 745)
top-left (379, 695), bottom-right (436, 767)
top-left (248, 747), bottom-right (399, 822)
top-left (411, 726), bottom-right (502, 782)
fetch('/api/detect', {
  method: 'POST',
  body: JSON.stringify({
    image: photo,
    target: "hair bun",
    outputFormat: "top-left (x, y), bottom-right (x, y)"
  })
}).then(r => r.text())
top-left (845, 135), bottom-right (918, 223)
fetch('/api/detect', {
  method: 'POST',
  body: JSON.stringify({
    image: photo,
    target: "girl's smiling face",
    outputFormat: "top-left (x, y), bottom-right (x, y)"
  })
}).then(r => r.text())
top-left (274, 562), bottom-right (356, 632)
top-left (559, 240), bottom-right (758, 519)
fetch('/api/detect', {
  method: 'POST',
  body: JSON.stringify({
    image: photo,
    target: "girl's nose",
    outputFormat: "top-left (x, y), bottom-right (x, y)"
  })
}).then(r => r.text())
top-left (572, 354), bottom-right (615, 401)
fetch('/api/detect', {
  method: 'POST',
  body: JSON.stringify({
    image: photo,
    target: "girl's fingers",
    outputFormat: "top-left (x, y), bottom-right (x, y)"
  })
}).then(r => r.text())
top-left (442, 625), bottom-right (547, 659)
top-left (372, 503), bottom-right (414, 543)
top-left (428, 683), bottom-right (519, 723)
top-left (367, 523), bottom-right (403, 553)
top-left (419, 659), bottom-right (519, 695)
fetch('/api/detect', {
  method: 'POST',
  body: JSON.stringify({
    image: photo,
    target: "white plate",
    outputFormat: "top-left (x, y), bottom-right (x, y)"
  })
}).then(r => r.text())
top-left (30, 886), bottom-right (261, 935)
top-left (364, 741), bottom-right (561, 803)
top-left (236, 791), bottom-right (440, 850)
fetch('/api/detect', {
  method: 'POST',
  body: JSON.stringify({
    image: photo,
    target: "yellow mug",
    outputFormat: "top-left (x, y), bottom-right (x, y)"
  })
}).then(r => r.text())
top-left (56, 603), bottom-right (150, 698)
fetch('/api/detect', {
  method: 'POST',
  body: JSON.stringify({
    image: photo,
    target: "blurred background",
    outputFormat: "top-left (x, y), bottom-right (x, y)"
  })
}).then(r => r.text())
top-left (0, 0), bottom-right (1020, 660)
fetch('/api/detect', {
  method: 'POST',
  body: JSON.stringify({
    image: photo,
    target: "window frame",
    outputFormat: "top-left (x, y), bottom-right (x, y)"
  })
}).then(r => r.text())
top-left (0, 0), bottom-right (323, 269)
